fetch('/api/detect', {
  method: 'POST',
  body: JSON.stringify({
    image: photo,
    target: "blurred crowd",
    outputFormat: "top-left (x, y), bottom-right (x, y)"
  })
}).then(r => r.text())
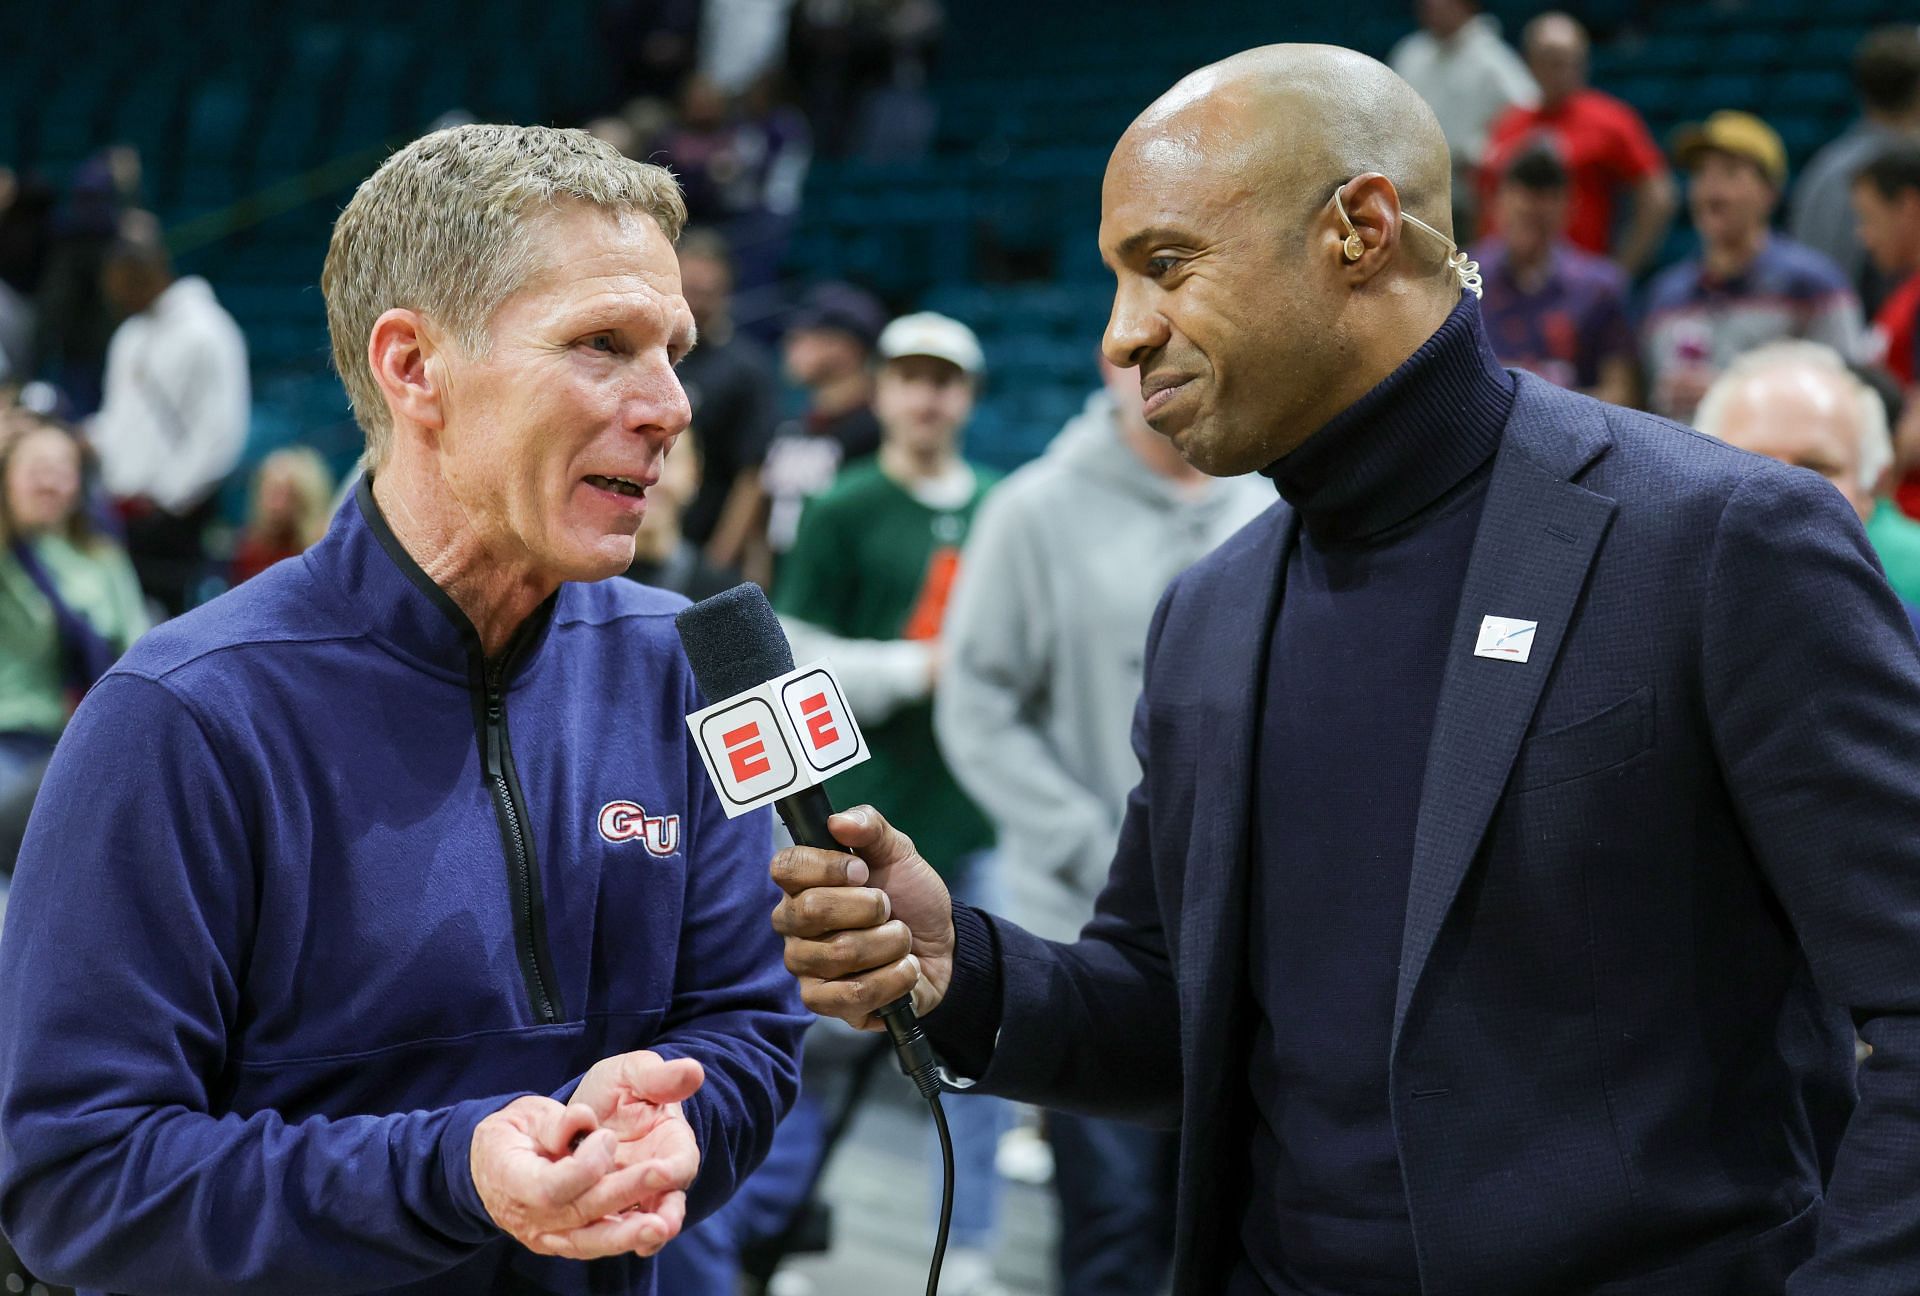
top-left (6, 3), bottom-right (1920, 1295)
top-left (588, 0), bottom-right (945, 312)
top-left (1398, 5), bottom-right (1920, 620)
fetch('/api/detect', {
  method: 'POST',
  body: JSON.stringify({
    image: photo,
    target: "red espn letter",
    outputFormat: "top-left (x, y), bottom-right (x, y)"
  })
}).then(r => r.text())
top-left (722, 722), bottom-right (772, 781)
top-left (800, 692), bottom-right (839, 750)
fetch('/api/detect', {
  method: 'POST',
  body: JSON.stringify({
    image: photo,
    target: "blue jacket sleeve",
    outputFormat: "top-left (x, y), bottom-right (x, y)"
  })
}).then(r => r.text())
top-left (0, 674), bottom-right (512, 1294)
top-left (643, 678), bottom-right (808, 1225)
top-left (1696, 467), bottom-right (1920, 1294)
top-left (923, 584), bottom-right (1183, 1127)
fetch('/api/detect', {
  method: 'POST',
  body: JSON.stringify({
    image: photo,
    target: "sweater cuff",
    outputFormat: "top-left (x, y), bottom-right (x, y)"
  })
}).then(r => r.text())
top-left (921, 900), bottom-right (1004, 1079)
top-left (439, 1093), bottom-right (531, 1243)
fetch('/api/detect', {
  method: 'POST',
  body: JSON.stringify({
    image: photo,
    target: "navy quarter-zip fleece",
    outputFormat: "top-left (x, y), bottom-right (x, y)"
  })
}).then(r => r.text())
top-left (0, 480), bottom-right (807, 1295)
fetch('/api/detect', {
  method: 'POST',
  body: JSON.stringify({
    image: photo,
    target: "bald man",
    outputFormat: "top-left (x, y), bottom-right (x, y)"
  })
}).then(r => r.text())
top-left (772, 45), bottom-right (1920, 1296)
top-left (1694, 340), bottom-right (1920, 617)
top-left (1481, 13), bottom-right (1675, 274)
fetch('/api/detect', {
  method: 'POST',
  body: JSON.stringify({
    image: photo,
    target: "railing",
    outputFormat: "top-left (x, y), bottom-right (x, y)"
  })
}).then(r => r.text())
top-left (164, 141), bottom-right (396, 258)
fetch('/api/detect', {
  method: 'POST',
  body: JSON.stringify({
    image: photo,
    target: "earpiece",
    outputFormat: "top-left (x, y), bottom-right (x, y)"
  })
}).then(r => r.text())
top-left (1333, 185), bottom-right (1365, 263)
top-left (1327, 176), bottom-right (1482, 297)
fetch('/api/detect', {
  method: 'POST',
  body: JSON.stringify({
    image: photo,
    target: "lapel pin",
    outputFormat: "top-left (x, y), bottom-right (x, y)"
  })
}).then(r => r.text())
top-left (1474, 615), bottom-right (1538, 664)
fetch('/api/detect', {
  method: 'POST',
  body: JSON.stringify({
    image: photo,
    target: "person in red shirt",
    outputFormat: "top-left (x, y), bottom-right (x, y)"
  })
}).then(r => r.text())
top-left (1481, 11), bottom-right (1677, 275)
top-left (228, 446), bottom-right (334, 586)
top-left (1852, 143), bottom-right (1920, 515)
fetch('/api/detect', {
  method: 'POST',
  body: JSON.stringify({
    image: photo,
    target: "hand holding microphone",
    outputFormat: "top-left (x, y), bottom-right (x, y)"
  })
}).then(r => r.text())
top-left (769, 803), bottom-right (957, 1029)
top-left (675, 583), bottom-right (963, 1296)
top-left (672, 584), bottom-right (945, 1092)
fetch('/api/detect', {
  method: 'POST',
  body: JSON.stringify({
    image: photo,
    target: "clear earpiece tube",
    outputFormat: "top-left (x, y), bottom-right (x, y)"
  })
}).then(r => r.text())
top-left (1331, 183), bottom-right (1483, 299)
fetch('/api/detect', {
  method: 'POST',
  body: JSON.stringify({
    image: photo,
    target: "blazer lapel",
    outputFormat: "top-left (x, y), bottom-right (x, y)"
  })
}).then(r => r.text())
top-left (1177, 506), bottom-right (1296, 1066)
top-left (1392, 382), bottom-right (1617, 1048)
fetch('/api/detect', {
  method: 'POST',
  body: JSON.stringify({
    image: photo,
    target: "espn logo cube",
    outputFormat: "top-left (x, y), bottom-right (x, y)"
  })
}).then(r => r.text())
top-left (686, 661), bottom-right (871, 818)
top-left (695, 697), bottom-right (800, 810)
top-left (780, 669), bottom-right (861, 774)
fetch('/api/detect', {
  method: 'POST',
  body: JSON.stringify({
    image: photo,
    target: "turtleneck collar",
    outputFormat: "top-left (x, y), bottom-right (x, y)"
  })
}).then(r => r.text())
top-left (1264, 295), bottom-right (1514, 545)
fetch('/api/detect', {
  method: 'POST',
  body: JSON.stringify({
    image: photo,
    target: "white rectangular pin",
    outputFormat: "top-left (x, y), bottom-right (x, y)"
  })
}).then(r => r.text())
top-left (1474, 615), bottom-right (1538, 663)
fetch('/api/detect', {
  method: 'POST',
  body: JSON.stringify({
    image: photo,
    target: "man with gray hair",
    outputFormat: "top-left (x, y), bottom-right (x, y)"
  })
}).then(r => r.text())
top-left (1695, 339), bottom-right (1920, 620)
top-left (0, 124), bottom-right (807, 1294)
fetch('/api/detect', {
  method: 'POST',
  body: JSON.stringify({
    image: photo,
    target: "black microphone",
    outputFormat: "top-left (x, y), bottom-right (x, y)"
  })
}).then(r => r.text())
top-left (674, 583), bottom-right (941, 1099)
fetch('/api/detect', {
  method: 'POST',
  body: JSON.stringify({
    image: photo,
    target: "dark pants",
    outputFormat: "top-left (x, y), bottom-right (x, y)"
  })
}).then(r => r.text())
top-left (1048, 1111), bottom-right (1177, 1296)
top-left (123, 494), bottom-right (217, 617)
top-left (0, 731), bottom-right (54, 878)
top-left (654, 1093), bottom-right (826, 1293)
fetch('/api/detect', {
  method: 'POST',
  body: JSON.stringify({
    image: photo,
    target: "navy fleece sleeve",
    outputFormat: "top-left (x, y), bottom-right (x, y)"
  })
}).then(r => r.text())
top-left (0, 674), bottom-right (510, 1293)
top-left (922, 583), bottom-right (1184, 1125)
top-left (644, 675), bottom-right (808, 1224)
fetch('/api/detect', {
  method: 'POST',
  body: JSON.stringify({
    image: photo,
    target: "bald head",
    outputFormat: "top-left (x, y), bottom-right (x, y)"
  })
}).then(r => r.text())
top-left (1120, 44), bottom-right (1455, 240)
top-left (1696, 342), bottom-right (1892, 521)
top-left (1524, 13), bottom-right (1589, 105)
top-left (1097, 45), bottom-right (1465, 478)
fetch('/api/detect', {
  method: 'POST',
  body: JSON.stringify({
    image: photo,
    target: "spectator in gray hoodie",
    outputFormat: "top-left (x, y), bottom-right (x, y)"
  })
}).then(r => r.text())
top-left (935, 354), bottom-right (1269, 1296)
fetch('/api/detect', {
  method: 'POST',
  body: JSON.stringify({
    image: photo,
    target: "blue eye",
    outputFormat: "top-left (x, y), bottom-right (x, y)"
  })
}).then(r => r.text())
top-left (587, 334), bottom-right (615, 352)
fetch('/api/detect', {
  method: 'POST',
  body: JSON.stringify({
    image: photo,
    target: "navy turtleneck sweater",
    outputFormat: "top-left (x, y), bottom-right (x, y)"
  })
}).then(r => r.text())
top-left (1232, 298), bottom-right (1515, 1296)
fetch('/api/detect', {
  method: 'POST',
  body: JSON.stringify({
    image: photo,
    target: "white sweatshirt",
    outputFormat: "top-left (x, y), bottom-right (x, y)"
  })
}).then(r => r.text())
top-left (89, 276), bottom-right (250, 514)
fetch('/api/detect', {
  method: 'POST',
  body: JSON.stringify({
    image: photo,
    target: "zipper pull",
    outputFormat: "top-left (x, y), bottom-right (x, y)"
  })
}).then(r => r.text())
top-left (484, 690), bottom-right (504, 777)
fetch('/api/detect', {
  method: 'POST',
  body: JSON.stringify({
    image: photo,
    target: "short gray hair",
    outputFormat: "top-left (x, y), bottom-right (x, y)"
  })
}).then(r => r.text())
top-left (1694, 340), bottom-right (1893, 492)
top-left (322, 123), bottom-right (687, 465)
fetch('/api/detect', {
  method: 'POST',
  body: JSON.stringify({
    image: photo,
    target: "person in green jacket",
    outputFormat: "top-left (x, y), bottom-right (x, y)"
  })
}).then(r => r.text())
top-left (774, 310), bottom-right (1011, 1296)
top-left (0, 411), bottom-right (148, 807)
top-left (1695, 340), bottom-right (1920, 627)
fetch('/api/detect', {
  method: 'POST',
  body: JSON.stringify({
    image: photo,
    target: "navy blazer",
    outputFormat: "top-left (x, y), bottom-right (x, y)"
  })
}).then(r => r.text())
top-left (942, 374), bottom-right (1920, 1294)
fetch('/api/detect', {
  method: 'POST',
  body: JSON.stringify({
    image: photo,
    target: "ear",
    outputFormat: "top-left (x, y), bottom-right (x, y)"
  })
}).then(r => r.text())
top-left (366, 308), bottom-right (447, 437)
top-left (1330, 172), bottom-right (1407, 285)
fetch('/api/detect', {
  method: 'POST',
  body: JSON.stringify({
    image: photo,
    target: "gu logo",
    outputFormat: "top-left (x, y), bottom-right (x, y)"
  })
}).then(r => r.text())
top-left (598, 801), bottom-right (681, 857)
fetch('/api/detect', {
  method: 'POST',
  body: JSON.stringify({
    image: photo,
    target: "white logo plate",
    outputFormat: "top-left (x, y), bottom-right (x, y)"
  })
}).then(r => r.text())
top-left (1474, 615), bottom-right (1538, 663)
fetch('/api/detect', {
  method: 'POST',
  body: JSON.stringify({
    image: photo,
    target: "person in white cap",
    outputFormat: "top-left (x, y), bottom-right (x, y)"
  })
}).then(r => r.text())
top-left (774, 310), bottom-right (1013, 1295)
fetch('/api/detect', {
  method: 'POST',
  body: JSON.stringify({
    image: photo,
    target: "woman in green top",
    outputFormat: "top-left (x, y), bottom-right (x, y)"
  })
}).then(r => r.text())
top-left (0, 413), bottom-right (149, 805)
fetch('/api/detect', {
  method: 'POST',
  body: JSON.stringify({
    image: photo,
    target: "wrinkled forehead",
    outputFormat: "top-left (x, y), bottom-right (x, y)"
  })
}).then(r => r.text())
top-left (517, 204), bottom-right (684, 298)
top-left (1099, 124), bottom-right (1263, 255)
top-left (480, 203), bottom-right (694, 353)
top-left (1099, 80), bottom-right (1313, 251)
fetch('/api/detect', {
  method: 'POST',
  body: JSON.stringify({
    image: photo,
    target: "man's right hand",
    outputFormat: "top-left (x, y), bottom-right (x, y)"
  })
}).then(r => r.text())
top-left (470, 1096), bottom-right (672, 1259)
top-left (770, 805), bottom-right (955, 1028)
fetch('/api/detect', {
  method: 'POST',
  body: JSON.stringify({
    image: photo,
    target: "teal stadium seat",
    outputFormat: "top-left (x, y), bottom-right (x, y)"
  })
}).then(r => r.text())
top-left (0, 0), bottom-right (1903, 473)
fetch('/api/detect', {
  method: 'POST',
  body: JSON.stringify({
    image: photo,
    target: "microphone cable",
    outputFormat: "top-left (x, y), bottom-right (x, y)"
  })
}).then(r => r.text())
top-left (928, 1090), bottom-right (955, 1296)
top-left (875, 998), bottom-right (954, 1296)
top-left (782, 774), bottom-right (958, 1293)
top-left (672, 585), bottom-right (962, 1295)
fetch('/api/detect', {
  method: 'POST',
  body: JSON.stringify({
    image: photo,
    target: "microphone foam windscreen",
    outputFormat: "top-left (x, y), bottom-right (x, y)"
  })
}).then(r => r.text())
top-left (675, 582), bottom-right (796, 704)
